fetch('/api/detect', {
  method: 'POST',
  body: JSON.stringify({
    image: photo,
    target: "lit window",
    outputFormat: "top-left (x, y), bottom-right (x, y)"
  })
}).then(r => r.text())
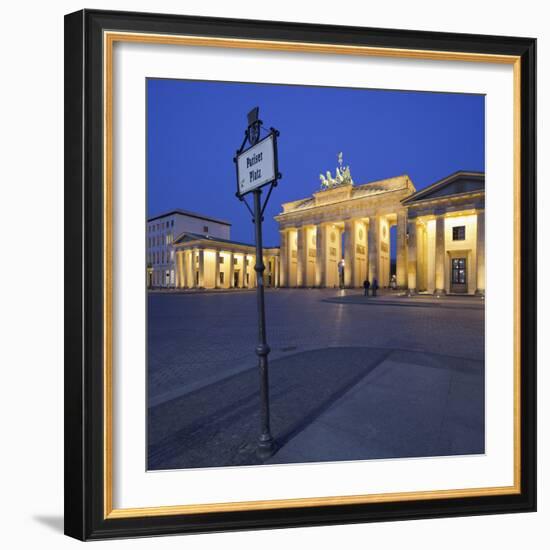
top-left (452, 226), bottom-right (466, 240)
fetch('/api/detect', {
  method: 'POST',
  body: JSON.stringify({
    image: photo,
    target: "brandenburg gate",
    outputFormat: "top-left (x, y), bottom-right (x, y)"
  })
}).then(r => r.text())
top-left (275, 156), bottom-right (485, 295)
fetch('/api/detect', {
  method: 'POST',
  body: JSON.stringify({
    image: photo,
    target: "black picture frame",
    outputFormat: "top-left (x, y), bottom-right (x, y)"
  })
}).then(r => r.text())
top-left (64, 9), bottom-right (536, 541)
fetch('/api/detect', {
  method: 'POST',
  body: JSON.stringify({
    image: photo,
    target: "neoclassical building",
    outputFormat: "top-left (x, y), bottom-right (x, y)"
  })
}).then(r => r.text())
top-left (149, 169), bottom-right (485, 295)
top-left (275, 170), bottom-right (485, 295)
top-left (146, 209), bottom-right (231, 288)
top-left (147, 209), bottom-right (279, 290)
top-left (172, 233), bottom-right (280, 289)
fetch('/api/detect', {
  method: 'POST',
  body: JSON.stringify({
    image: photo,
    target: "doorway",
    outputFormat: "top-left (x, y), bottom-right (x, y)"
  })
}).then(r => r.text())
top-left (233, 271), bottom-right (240, 288)
top-left (451, 257), bottom-right (467, 293)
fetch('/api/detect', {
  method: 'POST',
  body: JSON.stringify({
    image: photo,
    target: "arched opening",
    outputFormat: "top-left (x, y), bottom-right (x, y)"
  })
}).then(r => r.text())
top-left (389, 224), bottom-right (397, 288)
top-left (340, 232), bottom-right (346, 288)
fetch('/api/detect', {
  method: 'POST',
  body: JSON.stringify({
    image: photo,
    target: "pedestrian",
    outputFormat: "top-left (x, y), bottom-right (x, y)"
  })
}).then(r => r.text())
top-left (363, 278), bottom-right (370, 297)
top-left (372, 278), bottom-right (379, 297)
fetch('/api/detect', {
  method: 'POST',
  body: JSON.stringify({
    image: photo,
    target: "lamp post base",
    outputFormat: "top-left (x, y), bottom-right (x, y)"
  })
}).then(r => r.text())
top-left (256, 434), bottom-right (277, 460)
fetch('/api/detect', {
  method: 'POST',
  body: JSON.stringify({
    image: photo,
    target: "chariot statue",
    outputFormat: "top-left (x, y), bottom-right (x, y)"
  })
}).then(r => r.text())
top-left (319, 152), bottom-right (353, 190)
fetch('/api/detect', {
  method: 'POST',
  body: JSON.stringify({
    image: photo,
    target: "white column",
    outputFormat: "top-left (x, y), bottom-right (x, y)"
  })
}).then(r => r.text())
top-left (417, 224), bottom-right (425, 291)
top-left (237, 255), bottom-right (244, 288)
top-left (476, 210), bottom-right (485, 295)
top-left (396, 211), bottom-right (408, 289)
top-left (434, 213), bottom-right (446, 296)
top-left (191, 249), bottom-right (198, 288)
top-left (279, 230), bottom-right (289, 287)
top-left (214, 250), bottom-right (221, 288)
top-left (296, 226), bottom-right (307, 287)
top-left (198, 249), bottom-right (205, 288)
top-left (187, 251), bottom-right (193, 288)
top-left (250, 255), bottom-right (257, 287)
top-left (243, 256), bottom-right (248, 288)
top-left (344, 219), bottom-right (356, 288)
top-left (174, 252), bottom-right (179, 288)
top-left (176, 252), bottom-right (185, 288)
top-left (407, 218), bottom-right (417, 294)
top-left (182, 251), bottom-right (188, 288)
top-left (228, 251), bottom-right (234, 288)
top-left (367, 216), bottom-right (379, 283)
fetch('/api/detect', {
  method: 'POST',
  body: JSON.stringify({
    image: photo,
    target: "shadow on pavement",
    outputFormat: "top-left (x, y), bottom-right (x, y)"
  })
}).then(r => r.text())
top-left (148, 347), bottom-right (390, 470)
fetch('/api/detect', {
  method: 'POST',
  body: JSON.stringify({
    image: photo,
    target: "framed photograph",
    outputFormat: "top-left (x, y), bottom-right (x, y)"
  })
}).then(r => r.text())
top-left (64, 9), bottom-right (536, 540)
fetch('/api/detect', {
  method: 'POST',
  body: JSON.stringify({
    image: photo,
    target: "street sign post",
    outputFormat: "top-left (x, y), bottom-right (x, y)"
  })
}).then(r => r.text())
top-left (236, 134), bottom-right (277, 196)
top-left (234, 107), bottom-right (281, 459)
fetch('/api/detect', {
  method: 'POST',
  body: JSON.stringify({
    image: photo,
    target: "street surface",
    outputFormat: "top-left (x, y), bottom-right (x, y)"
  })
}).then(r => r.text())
top-left (147, 289), bottom-right (485, 469)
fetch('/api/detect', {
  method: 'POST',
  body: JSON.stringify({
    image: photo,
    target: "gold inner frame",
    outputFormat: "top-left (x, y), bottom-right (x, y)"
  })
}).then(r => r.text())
top-left (103, 31), bottom-right (522, 519)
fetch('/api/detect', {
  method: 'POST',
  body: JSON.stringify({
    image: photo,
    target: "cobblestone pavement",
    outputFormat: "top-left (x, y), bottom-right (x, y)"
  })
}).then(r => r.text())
top-left (147, 289), bottom-right (485, 469)
top-left (147, 289), bottom-right (484, 407)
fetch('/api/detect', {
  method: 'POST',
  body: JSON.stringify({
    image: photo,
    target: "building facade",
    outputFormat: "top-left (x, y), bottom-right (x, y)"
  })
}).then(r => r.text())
top-left (147, 170), bottom-right (485, 295)
top-left (275, 170), bottom-right (485, 295)
top-left (147, 209), bottom-right (231, 288)
top-left (172, 234), bottom-right (280, 290)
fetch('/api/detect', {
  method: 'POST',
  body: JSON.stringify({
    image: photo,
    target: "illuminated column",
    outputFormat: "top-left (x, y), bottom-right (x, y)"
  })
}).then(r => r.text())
top-left (396, 211), bottom-right (408, 288)
top-left (279, 229), bottom-right (289, 287)
top-left (191, 249), bottom-right (198, 288)
top-left (183, 251), bottom-right (189, 288)
top-left (184, 251), bottom-right (189, 288)
top-left (407, 218), bottom-right (417, 294)
top-left (251, 255), bottom-right (257, 287)
top-left (240, 255), bottom-right (246, 288)
top-left (343, 219), bottom-right (356, 288)
top-left (434, 213), bottom-right (446, 296)
top-left (265, 256), bottom-right (271, 287)
top-left (174, 251), bottom-right (180, 288)
top-left (214, 250), bottom-right (221, 288)
top-left (296, 226), bottom-right (307, 287)
top-left (416, 223), bottom-right (425, 291)
top-left (236, 255), bottom-right (243, 288)
top-left (475, 210), bottom-right (485, 295)
top-left (228, 251), bottom-right (234, 288)
top-left (181, 251), bottom-right (188, 288)
top-left (315, 223), bottom-right (327, 287)
top-left (243, 256), bottom-right (249, 288)
top-left (275, 256), bottom-right (280, 287)
top-left (187, 251), bottom-right (194, 288)
top-left (180, 252), bottom-right (185, 288)
top-left (198, 249), bottom-right (205, 287)
top-left (367, 216), bottom-right (379, 283)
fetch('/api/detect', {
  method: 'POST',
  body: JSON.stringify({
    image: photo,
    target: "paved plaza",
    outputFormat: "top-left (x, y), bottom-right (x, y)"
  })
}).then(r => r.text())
top-left (147, 289), bottom-right (485, 470)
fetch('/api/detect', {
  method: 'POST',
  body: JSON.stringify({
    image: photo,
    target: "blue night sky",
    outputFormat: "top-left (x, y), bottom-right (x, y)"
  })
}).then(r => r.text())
top-left (147, 79), bottom-right (484, 250)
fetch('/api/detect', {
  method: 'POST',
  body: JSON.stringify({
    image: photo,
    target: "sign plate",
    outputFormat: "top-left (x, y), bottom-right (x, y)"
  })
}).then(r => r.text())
top-left (236, 134), bottom-right (276, 196)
